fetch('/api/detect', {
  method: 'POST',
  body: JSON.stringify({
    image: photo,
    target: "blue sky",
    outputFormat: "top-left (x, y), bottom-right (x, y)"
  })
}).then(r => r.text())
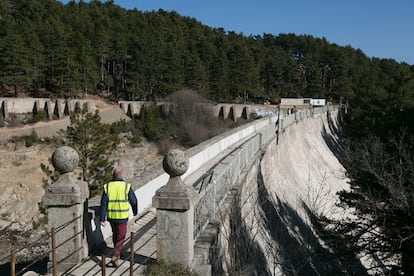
top-left (61, 1), bottom-right (414, 65)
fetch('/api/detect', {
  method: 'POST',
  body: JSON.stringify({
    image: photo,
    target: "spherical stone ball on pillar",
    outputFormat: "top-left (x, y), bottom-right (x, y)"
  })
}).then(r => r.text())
top-left (52, 145), bottom-right (79, 173)
top-left (163, 149), bottom-right (189, 177)
top-left (152, 149), bottom-right (197, 268)
top-left (154, 149), bottom-right (195, 206)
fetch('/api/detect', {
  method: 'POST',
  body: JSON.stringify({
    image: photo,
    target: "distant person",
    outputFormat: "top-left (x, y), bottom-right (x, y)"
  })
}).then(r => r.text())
top-left (100, 168), bottom-right (138, 267)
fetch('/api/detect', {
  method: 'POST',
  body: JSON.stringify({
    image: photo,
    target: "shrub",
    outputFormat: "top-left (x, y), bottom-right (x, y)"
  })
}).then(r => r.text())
top-left (129, 133), bottom-right (141, 144)
top-left (144, 261), bottom-right (197, 276)
top-left (24, 130), bottom-right (40, 147)
top-left (29, 109), bottom-right (48, 124)
top-left (139, 104), bottom-right (163, 141)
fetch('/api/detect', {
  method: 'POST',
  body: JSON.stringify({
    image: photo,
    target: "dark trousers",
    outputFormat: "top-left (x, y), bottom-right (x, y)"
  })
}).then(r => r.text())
top-left (109, 221), bottom-right (127, 256)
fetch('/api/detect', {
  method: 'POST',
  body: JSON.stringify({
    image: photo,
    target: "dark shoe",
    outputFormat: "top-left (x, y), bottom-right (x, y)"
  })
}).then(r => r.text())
top-left (111, 255), bottom-right (120, 267)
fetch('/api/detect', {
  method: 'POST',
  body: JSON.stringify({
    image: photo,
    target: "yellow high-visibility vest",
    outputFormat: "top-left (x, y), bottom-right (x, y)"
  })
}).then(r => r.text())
top-left (104, 181), bottom-right (131, 220)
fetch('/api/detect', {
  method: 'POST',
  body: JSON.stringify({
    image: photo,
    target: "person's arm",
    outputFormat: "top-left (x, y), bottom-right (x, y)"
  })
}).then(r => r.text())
top-left (128, 189), bottom-right (138, 216)
top-left (100, 192), bottom-right (108, 226)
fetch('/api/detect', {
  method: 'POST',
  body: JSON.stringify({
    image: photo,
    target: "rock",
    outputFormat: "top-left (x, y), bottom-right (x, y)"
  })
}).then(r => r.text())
top-left (16, 245), bottom-right (49, 263)
top-left (10, 221), bottom-right (32, 233)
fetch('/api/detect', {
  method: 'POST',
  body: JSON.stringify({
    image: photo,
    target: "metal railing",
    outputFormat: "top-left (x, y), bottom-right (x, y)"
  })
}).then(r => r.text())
top-left (1, 215), bottom-right (82, 276)
top-left (3, 211), bottom-right (157, 275)
top-left (68, 211), bottom-right (157, 276)
top-left (193, 131), bottom-right (265, 240)
top-left (192, 114), bottom-right (280, 240)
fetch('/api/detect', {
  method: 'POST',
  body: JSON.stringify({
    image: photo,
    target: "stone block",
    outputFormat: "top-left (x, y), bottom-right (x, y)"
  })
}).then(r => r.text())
top-left (43, 173), bottom-right (88, 206)
top-left (156, 208), bottom-right (194, 267)
top-left (153, 195), bottom-right (193, 210)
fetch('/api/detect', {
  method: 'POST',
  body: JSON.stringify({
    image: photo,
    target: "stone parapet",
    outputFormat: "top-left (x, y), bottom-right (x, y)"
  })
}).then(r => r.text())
top-left (42, 146), bottom-right (89, 273)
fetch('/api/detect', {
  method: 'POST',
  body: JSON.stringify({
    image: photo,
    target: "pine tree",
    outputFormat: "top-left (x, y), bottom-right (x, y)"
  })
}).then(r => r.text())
top-left (63, 105), bottom-right (120, 197)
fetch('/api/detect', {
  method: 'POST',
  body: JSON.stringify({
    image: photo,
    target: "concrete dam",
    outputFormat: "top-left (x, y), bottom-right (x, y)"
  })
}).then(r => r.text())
top-left (232, 108), bottom-right (356, 275)
top-left (109, 106), bottom-right (355, 275)
top-left (185, 107), bottom-right (357, 275)
top-left (6, 105), bottom-right (359, 275)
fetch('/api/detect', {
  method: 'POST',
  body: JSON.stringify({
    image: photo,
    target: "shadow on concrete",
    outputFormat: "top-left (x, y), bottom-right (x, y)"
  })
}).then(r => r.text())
top-left (85, 203), bottom-right (109, 257)
top-left (257, 164), bottom-right (367, 275)
top-left (88, 252), bottom-right (155, 269)
top-left (225, 191), bottom-right (271, 276)
top-left (321, 110), bottom-right (346, 165)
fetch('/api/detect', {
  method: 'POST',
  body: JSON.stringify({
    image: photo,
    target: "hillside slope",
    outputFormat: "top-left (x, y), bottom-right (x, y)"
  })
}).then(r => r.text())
top-left (0, 133), bottom-right (162, 263)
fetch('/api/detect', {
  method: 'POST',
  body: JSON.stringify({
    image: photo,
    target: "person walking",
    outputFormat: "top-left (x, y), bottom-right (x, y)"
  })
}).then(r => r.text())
top-left (100, 168), bottom-right (138, 267)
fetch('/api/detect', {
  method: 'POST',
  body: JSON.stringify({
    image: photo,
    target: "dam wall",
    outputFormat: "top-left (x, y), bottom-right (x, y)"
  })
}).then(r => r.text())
top-left (232, 110), bottom-right (359, 274)
top-left (205, 109), bottom-right (363, 275)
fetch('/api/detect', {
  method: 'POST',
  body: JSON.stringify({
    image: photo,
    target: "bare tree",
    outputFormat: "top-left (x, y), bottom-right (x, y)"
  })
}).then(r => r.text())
top-left (166, 89), bottom-right (217, 146)
top-left (332, 130), bottom-right (414, 274)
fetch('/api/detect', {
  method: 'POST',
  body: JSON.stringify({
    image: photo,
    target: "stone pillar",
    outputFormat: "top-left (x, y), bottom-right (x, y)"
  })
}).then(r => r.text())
top-left (119, 102), bottom-right (127, 114)
top-left (241, 106), bottom-right (249, 120)
top-left (42, 146), bottom-right (89, 273)
top-left (218, 105), bottom-right (228, 119)
top-left (65, 100), bottom-right (75, 115)
top-left (152, 149), bottom-right (197, 268)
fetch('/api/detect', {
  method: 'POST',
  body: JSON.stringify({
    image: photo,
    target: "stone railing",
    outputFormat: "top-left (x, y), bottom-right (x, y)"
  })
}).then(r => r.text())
top-left (193, 132), bottom-right (265, 241)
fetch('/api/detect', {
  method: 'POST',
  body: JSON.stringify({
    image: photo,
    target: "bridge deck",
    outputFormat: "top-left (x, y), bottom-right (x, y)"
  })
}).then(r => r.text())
top-left (64, 210), bottom-right (157, 276)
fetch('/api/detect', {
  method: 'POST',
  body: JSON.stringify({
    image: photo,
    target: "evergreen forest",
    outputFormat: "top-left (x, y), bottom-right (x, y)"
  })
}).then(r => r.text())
top-left (1, 0), bottom-right (414, 274)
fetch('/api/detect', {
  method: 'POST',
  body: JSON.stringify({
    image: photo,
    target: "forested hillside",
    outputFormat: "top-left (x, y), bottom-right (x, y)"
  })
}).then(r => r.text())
top-left (1, 0), bottom-right (414, 274)
top-left (1, 0), bottom-right (412, 108)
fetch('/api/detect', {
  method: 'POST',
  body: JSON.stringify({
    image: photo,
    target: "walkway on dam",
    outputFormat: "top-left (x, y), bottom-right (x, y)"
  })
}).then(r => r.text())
top-left (63, 129), bottom-right (257, 275)
top-left (57, 115), bottom-right (266, 276)
top-left (63, 126), bottom-right (258, 275)
top-left (64, 210), bottom-right (157, 276)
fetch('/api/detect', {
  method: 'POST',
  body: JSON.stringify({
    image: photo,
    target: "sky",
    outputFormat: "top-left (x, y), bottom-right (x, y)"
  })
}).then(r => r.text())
top-left (60, 1), bottom-right (414, 65)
